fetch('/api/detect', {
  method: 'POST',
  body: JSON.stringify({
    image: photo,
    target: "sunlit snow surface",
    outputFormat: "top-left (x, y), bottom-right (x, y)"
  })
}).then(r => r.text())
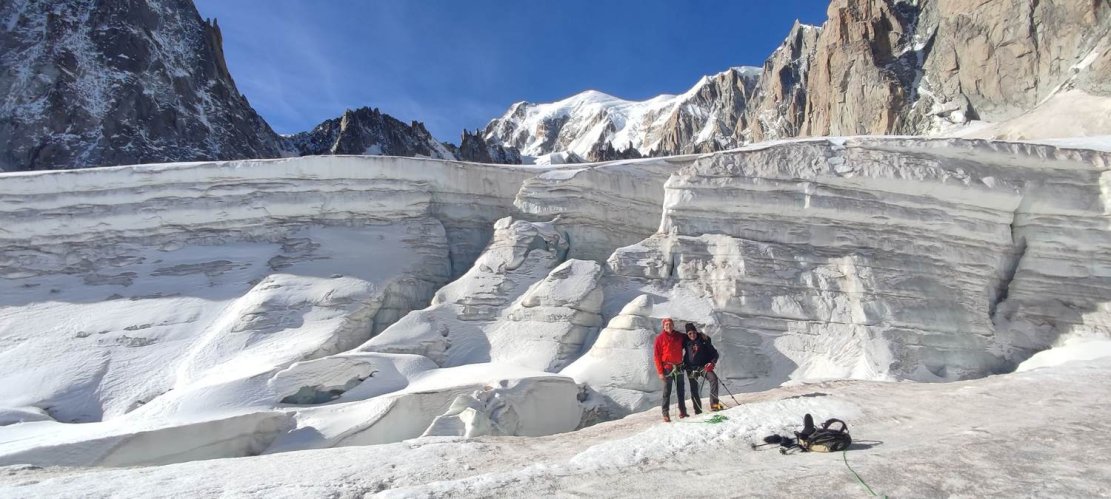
top-left (1, 137), bottom-right (1110, 496)
top-left (0, 346), bottom-right (1109, 497)
top-left (487, 66), bottom-right (763, 160)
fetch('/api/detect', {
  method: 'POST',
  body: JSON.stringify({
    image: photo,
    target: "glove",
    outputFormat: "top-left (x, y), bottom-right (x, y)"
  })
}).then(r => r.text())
top-left (704, 363), bottom-right (715, 373)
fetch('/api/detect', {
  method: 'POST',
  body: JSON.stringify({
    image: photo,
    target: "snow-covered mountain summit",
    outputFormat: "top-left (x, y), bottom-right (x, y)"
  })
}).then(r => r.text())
top-left (484, 67), bottom-right (761, 163)
top-left (483, 0), bottom-right (1111, 161)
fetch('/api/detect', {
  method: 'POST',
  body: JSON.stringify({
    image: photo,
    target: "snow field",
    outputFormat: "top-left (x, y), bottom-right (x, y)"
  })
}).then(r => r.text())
top-left (2, 349), bottom-right (1108, 497)
top-left (0, 137), bottom-right (1109, 494)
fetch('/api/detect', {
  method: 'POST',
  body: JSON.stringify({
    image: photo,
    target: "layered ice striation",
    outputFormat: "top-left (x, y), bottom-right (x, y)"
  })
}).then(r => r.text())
top-left (0, 155), bottom-right (539, 424)
top-left (0, 154), bottom-right (676, 465)
top-left (0, 138), bottom-right (1108, 466)
top-left (574, 137), bottom-right (1111, 413)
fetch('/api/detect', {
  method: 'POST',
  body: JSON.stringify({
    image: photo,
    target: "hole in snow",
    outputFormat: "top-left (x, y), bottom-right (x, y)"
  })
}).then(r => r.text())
top-left (279, 372), bottom-right (376, 405)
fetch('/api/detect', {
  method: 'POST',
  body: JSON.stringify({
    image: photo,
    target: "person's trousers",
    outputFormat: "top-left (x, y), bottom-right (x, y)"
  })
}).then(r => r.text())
top-left (687, 370), bottom-right (720, 413)
top-left (660, 365), bottom-right (687, 415)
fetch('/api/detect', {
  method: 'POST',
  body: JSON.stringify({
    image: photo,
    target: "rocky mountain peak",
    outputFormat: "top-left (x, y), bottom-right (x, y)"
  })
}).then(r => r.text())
top-left (482, 0), bottom-right (1111, 158)
top-left (0, 0), bottom-right (286, 172)
top-left (286, 106), bottom-right (451, 159)
top-left (798, 0), bottom-right (919, 136)
top-left (448, 129), bottom-right (523, 164)
top-left (4, 0), bottom-right (1108, 171)
top-left (740, 21), bottom-right (822, 142)
top-left (0, 0), bottom-right (524, 171)
top-left (285, 109), bottom-right (522, 164)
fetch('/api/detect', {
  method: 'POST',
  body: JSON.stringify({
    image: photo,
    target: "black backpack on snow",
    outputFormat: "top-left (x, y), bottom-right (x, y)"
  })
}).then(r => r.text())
top-left (795, 413), bottom-right (852, 452)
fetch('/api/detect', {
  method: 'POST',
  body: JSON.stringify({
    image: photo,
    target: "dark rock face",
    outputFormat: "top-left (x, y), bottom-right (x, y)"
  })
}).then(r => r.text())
top-left (905, 0), bottom-right (1111, 131)
top-left (286, 107), bottom-right (454, 159)
top-left (0, 0), bottom-right (523, 171)
top-left (793, 0), bottom-right (917, 137)
top-left (449, 129), bottom-right (522, 164)
top-left (747, 0), bottom-right (1111, 138)
top-left (654, 67), bottom-right (761, 156)
top-left (585, 141), bottom-right (643, 163)
top-left (742, 22), bottom-right (822, 143)
top-left (0, 0), bottom-right (286, 172)
top-left (286, 110), bottom-right (521, 164)
top-left (484, 0), bottom-right (1111, 156)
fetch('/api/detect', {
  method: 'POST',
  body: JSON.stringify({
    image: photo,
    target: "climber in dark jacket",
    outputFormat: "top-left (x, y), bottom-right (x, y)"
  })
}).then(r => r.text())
top-left (682, 322), bottom-right (722, 413)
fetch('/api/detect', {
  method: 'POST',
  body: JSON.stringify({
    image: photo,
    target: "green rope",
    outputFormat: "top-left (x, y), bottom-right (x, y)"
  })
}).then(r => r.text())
top-left (842, 449), bottom-right (885, 498)
top-left (704, 414), bottom-right (728, 424)
top-left (677, 414), bottom-right (729, 424)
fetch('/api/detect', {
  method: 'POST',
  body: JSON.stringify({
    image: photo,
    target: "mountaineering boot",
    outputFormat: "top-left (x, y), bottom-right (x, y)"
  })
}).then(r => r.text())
top-left (710, 402), bottom-right (724, 411)
top-left (694, 408), bottom-right (702, 415)
top-left (679, 411), bottom-right (689, 419)
top-left (662, 413), bottom-right (671, 423)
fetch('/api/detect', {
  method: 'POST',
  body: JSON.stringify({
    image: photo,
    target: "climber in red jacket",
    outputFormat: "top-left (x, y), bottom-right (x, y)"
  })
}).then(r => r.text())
top-left (653, 317), bottom-right (688, 422)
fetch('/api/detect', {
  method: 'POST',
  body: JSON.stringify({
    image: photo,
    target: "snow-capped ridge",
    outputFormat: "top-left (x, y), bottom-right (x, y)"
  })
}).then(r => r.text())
top-left (483, 1), bottom-right (1111, 157)
top-left (484, 66), bottom-right (763, 161)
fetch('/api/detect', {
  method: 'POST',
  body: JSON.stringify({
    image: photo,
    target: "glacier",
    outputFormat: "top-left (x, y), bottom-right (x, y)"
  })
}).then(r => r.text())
top-left (1, 136), bottom-right (1109, 472)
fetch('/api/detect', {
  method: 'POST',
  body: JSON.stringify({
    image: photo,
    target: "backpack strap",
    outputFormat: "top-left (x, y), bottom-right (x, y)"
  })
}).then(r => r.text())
top-left (822, 418), bottom-right (848, 433)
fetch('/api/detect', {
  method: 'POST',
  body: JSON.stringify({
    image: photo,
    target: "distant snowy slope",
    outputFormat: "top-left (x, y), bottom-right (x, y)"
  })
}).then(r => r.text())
top-left (484, 67), bottom-right (761, 162)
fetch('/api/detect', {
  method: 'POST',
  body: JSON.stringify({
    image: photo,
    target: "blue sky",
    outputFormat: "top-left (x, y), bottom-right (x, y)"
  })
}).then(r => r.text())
top-left (193, 1), bottom-right (829, 142)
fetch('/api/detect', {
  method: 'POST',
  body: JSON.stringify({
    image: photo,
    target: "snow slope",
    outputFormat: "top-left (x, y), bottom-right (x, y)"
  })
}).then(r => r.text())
top-left (485, 67), bottom-right (761, 161)
top-left (0, 153), bottom-right (689, 466)
top-left (1, 347), bottom-right (1108, 497)
top-left (949, 90), bottom-right (1111, 142)
top-left (1, 137), bottom-right (1109, 476)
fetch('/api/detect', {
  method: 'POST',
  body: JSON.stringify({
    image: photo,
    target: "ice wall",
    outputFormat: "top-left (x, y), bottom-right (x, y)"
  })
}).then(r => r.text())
top-left (2, 139), bottom-right (1108, 465)
top-left (0, 153), bottom-right (682, 465)
top-left (572, 137), bottom-right (1111, 413)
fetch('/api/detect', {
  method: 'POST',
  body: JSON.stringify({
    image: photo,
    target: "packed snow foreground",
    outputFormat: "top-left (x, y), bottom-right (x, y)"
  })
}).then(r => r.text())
top-left (1, 136), bottom-right (1110, 495)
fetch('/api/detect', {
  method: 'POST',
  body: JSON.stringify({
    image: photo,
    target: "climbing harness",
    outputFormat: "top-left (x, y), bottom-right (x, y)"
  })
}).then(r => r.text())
top-left (687, 367), bottom-right (739, 408)
top-left (686, 368), bottom-right (708, 410)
